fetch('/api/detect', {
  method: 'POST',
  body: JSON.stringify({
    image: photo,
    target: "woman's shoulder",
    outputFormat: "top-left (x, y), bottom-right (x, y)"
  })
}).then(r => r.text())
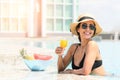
top-left (71, 43), bottom-right (80, 47)
top-left (87, 40), bottom-right (98, 47)
top-left (69, 43), bottom-right (80, 49)
top-left (68, 43), bottom-right (80, 55)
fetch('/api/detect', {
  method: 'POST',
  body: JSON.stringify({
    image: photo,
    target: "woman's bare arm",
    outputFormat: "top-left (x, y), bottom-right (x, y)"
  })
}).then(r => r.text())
top-left (56, 44), bottom-right (77, 72)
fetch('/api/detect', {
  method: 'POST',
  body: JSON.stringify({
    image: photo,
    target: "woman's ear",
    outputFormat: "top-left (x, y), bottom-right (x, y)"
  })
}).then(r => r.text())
top-left (76, 23), bottom-right (81, 34)
top-left (76, 29), bottom-right (81, 36)
top-left (77, 28), bottom-right (80, 33)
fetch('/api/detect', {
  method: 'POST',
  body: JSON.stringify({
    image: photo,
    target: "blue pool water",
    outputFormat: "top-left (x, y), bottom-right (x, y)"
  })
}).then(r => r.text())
top-left (1, 38), bottom-right (120, 79)
top-left (21, 40), bottom-right (120, 75)
top-left (98, 41), bottom-right (120, 75)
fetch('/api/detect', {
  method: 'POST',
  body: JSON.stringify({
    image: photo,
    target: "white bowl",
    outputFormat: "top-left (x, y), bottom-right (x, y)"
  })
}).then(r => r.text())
top-left (24, 59), bottom-right (53, 71)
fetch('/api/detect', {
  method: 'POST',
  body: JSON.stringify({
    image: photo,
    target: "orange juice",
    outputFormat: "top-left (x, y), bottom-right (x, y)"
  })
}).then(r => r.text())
top-left (60, 40), bottom-right (68, 48)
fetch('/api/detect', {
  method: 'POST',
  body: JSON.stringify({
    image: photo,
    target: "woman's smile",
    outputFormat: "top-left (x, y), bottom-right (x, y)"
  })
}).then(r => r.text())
top-left (82, 31), bottom-right (93, 39)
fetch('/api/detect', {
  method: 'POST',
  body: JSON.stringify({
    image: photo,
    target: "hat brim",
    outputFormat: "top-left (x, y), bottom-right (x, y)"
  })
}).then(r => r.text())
top-left (70, 19), bottom-right (102, 37)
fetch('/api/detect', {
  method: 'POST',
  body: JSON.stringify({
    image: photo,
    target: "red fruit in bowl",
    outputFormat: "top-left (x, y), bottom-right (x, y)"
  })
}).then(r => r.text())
top-left (34, 53), bottom-right (52, 60)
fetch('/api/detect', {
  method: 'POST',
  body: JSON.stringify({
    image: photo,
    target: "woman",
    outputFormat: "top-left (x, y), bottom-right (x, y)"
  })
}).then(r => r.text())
top-left (55, 13), bottom-right (107, 76)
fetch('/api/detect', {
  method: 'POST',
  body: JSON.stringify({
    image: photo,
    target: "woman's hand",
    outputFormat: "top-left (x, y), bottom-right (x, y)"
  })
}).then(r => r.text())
top-left (55, 47), bottom-right (65, 56)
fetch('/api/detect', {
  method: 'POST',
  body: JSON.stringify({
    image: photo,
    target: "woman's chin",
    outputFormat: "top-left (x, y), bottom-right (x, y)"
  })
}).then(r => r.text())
top-left (84, 36), bottom-right (92, 39)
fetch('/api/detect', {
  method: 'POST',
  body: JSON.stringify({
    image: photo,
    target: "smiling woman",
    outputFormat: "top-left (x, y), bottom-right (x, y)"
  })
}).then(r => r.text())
top-left (55, 13), bottom-right (107, 76)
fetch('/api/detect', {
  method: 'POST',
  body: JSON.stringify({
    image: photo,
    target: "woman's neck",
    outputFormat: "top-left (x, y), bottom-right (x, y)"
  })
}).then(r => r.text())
top-left (80, 39), bottom-right (91, 47)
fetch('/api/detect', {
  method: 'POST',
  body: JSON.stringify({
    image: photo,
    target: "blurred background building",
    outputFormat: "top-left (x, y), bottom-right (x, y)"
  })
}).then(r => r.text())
top-left (0, 0), bottom-right (120, 40)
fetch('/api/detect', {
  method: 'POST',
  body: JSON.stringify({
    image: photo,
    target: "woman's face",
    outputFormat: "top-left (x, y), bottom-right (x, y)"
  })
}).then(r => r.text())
top-left (77, 20), bottom-right (95, 39)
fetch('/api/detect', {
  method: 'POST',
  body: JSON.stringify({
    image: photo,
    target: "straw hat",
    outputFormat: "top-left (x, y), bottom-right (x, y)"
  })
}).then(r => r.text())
top-left (70, 13), bottom-right (102, 37)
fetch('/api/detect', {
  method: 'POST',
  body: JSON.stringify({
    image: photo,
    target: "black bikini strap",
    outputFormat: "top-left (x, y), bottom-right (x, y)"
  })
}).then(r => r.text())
top-left (73, 44), bottom-right (79, 56)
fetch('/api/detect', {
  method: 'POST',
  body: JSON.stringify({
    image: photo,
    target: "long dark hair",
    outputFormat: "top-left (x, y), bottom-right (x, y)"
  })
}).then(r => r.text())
top-left (76, 23), bottom-right (81, 42)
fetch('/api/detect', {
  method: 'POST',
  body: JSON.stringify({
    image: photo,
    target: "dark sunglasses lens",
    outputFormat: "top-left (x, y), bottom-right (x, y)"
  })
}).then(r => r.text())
top-left (82, 23), bottom-right (87, 29)
top-left (90, 24), bottom-right (95, 30)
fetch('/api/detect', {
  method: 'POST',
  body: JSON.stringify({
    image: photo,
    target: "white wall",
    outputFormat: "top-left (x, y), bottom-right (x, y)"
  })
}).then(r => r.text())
top-left (79, 0), bottom-right (120, 32)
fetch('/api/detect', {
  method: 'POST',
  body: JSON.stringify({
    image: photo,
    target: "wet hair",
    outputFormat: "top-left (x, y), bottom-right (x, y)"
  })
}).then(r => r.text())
top-left (75, 22), bottom-right (96, 42)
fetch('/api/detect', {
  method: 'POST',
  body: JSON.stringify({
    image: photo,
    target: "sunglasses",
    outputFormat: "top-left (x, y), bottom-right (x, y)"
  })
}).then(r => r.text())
top-left (81, 23), bottom-right (96, 30)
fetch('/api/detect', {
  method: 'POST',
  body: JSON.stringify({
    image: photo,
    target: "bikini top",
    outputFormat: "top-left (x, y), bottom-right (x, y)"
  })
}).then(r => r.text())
top-left (72, 44), bottom-right (102, 71)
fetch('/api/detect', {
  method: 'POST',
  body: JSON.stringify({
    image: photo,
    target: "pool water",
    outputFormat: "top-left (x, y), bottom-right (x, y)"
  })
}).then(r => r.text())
top-left (21, 40), bottom-right (120, 74)
top-left (37, 40), bottom-right (120, 74)
top-left (98, 41), bottom-right (120, 75)
top-left (0, 38), bottom-right (120, 79)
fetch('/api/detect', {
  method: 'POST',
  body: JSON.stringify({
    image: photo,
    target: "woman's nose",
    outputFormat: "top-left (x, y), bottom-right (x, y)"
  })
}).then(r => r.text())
top-left (86, 26), bottom-right (90, 31)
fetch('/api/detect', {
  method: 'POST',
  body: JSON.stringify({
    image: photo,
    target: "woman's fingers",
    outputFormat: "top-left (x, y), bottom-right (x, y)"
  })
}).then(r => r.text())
top-left (55, 47), bottom-right (64, 54)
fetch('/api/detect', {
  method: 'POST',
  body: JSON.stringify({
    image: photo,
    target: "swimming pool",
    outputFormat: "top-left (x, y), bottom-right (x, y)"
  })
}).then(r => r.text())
top-left (13, 39), bottom-right (120, 74)
top-left (28, 39), bottom-right (120, 74)
top-left (37, 40), bottom-right (120, 74)
top-left (98, 40), bottom-right (120, 75)
top-left (0, 38), bottom-right (120, 80)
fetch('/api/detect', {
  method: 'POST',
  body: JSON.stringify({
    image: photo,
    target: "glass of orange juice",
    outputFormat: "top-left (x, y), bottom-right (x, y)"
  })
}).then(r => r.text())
top-left (60, 39), bottom-right (68, 48)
